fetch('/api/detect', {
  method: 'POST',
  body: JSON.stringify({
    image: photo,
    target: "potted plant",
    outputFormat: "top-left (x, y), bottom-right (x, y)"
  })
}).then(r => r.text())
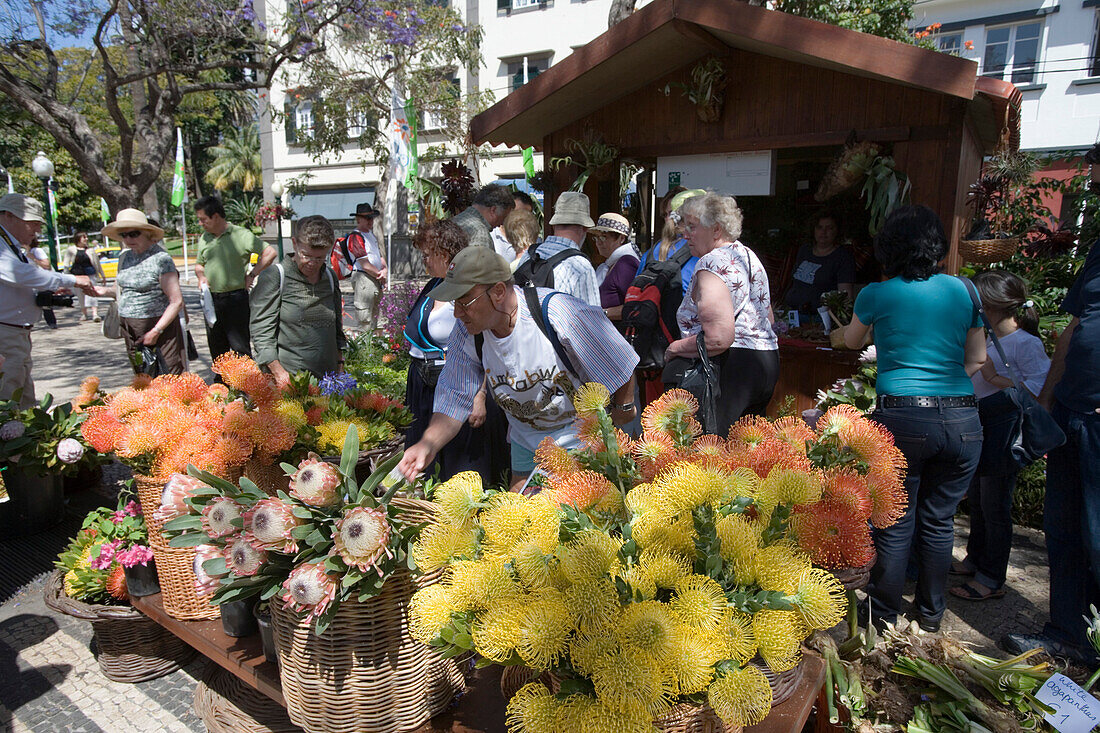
top-left (960, 150), bottom-right (1042, 265)
top-left (44, 490), bottom-right (194, 682)
top-left (815, 141), bottom-right (911, 235)
top-left (0, 392), bottom-right (98, 535)
top-left (160, 426), bottom-right (464, 732)
top-left (663, 56), bottom-right (728, 123)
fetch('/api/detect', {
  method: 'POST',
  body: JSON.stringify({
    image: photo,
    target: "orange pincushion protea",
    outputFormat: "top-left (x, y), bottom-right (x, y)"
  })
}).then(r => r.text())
top-left (547, 470), bottom-right (621, 518)
top-left (770, 417), bottom-right (815, 450)
top-left (574, 415), bottom-right (604, 452)
top-left (212, 352), bottom-right (258, 388)
top-left (791, 500), bottom-right (874, 569)
top-left (106, 564), bottom-right (129, 601)
top-left (631, 434), bottom-right (681, 482)
top-left (80, 406), bottom-right (125, 453)
top-left (107, 388), bottom-right (147, 418)
top-left (131, 373), bottom-right (153, 389)
top-left (816, 404), bottom-right (864, 436)
top-left (727, 416), bottom-right (775, 449)
top-left (641, 389), bottom-right (701, 442)
top-left (822, 470), bottom-right (873, 522)
top-left (735, 438), bottom-right (812, 479)
top-left (865, 468), bottom-right (908, 528)
top-left (162, 373), bottom-right (210, 404)
top-left (534, 437), bottom-right (579, 476)
top-left (838, 419), bottom-right (906, 476)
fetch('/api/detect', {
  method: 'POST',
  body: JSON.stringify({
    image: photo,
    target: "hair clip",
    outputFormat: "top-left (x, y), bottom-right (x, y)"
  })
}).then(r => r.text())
top-left (1023, 300), bottom-right (1034, 309)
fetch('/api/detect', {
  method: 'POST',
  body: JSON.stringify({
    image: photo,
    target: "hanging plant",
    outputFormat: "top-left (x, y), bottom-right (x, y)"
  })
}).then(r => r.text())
top-left (861, 155), bottom-right (911, 236)
top-left (548, 134), bottom-right (620, 192)
top-left (663, 56), bottom-right (728, 123)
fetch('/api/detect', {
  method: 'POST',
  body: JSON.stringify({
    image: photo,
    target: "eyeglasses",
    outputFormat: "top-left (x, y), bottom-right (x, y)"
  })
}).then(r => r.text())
top-left (295, 251), bottom-right (328, 263)
top-left (119, 230), bottom-right (144, 239)
top-left (454, 288), bottom-right (489, 311)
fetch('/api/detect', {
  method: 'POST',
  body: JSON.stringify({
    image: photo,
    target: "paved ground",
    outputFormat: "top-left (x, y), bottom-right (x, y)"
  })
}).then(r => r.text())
top-left (0, 283), bottom-right (1060, 731)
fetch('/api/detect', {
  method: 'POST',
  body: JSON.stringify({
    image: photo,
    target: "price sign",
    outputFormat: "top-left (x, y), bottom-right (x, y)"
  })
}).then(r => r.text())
top-left (1036, 674), bottom-right (1100, 733)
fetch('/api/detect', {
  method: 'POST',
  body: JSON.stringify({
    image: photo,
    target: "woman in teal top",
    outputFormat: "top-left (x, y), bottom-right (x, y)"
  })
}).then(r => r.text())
top-left (845, 205), bottom-right (986, 632)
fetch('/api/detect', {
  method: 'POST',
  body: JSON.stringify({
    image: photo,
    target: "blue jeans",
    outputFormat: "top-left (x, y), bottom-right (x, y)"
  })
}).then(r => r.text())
top-left (1043, 402), bottom-right (1100, 648)
top-left (869, 404), bottom-right (982, 624)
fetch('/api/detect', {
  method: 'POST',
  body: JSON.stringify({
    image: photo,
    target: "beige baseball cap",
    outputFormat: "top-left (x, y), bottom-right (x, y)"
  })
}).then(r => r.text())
top-left (428, 246), bottom-right (513, 302)
top-left (0, 194), bottom-right (45, 224)
top-left (548, 191), bottom-right (594, 228)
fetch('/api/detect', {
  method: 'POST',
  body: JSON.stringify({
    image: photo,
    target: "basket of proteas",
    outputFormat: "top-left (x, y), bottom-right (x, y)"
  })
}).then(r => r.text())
top-left (406, 386), bottom-right (907, 733)
top-left (160, 425), bottom-right (464, 733)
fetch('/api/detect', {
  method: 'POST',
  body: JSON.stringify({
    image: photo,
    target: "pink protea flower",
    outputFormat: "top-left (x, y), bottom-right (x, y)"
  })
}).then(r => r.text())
top-left (281, 562), bottom-right (340, 620)
top-left (288, 455), bottom-right (342, 508)
top-left (154, 473), bottom-right (211, 523)
top-left (331, 506), bottom-right (393, 576)
top-left (194, 544), bottom-right (226, 597)
top-left (202, 497), bottom-right (244, 539)
top-left (116, 545), bottom-right (154, 568)
top-left (224, 536), bottom-right (267, 577)
top-left (243, 498), bottom-right (301, 553)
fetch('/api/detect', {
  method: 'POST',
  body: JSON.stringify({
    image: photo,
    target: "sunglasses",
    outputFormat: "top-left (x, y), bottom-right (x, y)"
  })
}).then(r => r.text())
top-left (119, 230), bottom-right (145, 239)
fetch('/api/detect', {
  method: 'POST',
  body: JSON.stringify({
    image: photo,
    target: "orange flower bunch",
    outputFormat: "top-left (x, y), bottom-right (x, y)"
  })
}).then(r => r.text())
top-left (222, 407), bottom-right (297, 461)
top-left (70, 376), bottom-right (103, 413)
top-left (212, 352), bottom-right (279, 407)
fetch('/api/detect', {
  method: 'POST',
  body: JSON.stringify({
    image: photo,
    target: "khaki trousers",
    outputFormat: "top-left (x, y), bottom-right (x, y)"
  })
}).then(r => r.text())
top-left (0, 324), bottom-right (35, 408)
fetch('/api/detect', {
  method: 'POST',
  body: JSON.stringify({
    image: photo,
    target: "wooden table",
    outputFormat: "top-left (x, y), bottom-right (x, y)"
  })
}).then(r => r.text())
top-left (132, 592), bottom-right (826, 733)
top-left (767, 340), bottom-right (861, 417)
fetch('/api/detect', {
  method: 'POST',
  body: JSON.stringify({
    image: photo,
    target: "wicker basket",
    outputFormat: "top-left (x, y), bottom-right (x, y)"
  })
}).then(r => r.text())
top-left (243, 458), bottom-right (291, 497)
top-left (753, 656), bottom-right (804, 707)
top-left (43, 569), bottom-right (195, 682)
top-left (656, 702), bottom-right (741, 733)
top-left (830, 552), bottom-right (877, 591)
top-left (958, 236), bottom-right (1020, 266)
top-left (133, 473), bottom-right (166, 532)
top-left (149, 530), bottom-right (220, 621)
top-left (193, 662), bottom-right (303, 733)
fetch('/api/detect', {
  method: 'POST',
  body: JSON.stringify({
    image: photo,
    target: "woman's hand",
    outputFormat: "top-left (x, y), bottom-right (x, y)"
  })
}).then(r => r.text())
top-left (141, 328), bottom-right (161, 347)
top-left (268, 361), bottom-right (292, 390)
top-left (469, 389), bottom-right (487, 428)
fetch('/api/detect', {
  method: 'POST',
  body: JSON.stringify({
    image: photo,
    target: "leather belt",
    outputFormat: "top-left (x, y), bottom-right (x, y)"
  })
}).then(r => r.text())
top-left (877, 394), bottom-right (977, 409)
top-left (0, 321), bottom-right (33, 331)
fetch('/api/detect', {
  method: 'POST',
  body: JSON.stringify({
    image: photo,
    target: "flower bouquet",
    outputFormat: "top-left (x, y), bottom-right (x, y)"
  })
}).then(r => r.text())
top-left (44, 489), bottom-right (194, 682)
top-left (407, 386), bottom-right (907, 732)
top-left (161, 425), bottom-right (464, 732)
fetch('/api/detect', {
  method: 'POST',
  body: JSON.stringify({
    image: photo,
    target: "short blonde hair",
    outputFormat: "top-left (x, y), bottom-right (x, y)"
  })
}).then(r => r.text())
top-left (680, 193), bottom-right (743, 242)
top-left (503, 209), bottom-right (539, 254)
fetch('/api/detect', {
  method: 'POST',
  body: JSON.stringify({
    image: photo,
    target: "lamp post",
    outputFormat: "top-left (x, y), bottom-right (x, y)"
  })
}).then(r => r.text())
top-left (31, 151), bottom-right (58, 270)
top-left (0, 162), bottom-right (12, 193)
top-left (270, 180), bottom-right (285, 259)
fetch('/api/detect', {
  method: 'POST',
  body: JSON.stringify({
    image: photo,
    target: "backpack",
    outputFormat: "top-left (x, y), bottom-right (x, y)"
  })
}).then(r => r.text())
top-left (329, 234), bottom-right (357, 280)
top-left (513, 242), bottom-right (586, 289)
top-left (620, 245), bottom-right (693, 371)
top-left (474, 287), bottom-right (578, 378)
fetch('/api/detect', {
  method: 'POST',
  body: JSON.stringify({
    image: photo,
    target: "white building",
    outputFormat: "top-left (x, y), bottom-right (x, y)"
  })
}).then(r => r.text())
top-left (259, 0), bottom-right (654, 242)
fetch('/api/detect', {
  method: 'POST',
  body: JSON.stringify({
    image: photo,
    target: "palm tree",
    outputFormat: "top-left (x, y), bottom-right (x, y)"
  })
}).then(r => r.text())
top-left (205, 125), bottom-right (262, 191)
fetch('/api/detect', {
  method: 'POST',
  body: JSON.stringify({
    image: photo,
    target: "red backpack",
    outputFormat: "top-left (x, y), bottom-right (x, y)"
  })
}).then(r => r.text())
top-left (330, 233), bottom-right (358, 280)
top-left (620, 245), bottom-right (692, 370)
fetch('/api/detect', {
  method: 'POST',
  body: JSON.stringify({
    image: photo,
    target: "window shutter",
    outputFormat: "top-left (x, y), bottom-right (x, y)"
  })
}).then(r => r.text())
top-left (498, 0), bottom-right (510, 11)
top-left (284, 101), bottom-right (297, 145)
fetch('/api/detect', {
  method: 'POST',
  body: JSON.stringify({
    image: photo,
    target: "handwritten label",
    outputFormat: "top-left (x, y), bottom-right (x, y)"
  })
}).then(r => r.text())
top-left (1036, 673), bottom-right (1100, 733)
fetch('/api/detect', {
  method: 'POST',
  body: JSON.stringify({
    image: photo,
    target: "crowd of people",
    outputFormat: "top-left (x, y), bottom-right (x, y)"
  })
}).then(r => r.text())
top-left (1, 179), bottom-right (1099, 665)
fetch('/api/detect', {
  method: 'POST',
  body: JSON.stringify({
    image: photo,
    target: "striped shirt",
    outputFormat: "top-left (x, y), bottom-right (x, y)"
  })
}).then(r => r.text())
top-left (434, 286), bottom-right (639, 451)
top-left (514, 236), bottom-right (601, 307)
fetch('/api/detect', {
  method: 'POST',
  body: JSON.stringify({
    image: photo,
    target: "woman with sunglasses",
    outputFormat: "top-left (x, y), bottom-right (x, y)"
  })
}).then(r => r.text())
top-left (91, 209), bottom-right (185, 374)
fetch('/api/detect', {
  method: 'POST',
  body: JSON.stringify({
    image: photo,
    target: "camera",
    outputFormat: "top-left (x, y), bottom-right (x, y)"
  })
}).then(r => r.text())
top-left (35, 291), bottom-right (74, 308)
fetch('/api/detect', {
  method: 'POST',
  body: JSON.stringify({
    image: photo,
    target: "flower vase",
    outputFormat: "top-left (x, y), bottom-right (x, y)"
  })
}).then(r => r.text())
top-left (123, 562), bottom-right (160, 598)
top-left (221, 597), bottom-right (259, 638)
top-left (0, 467), bottom-right (63, 536)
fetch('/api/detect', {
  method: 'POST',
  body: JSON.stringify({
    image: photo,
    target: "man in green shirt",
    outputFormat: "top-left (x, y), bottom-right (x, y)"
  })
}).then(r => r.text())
top-left (194, 195), bottom-right (276, 360)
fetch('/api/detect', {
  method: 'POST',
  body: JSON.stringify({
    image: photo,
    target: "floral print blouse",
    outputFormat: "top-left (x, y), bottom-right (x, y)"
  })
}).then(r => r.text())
top-left (676, 241), bottom-right (777, 351)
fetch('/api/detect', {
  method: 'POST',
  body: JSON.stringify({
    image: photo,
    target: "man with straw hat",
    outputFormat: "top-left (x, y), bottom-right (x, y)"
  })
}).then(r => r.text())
top-left (396, 246), bottom-right (638, 492)
top-left (514, 191), bottom-right (600, 306)
top-left (0, 193), bottom-right (94, 406)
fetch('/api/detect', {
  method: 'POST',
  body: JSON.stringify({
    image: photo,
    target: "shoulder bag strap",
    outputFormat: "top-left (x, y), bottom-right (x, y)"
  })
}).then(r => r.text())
top-left (958, 276), bottom-right (1023, 389)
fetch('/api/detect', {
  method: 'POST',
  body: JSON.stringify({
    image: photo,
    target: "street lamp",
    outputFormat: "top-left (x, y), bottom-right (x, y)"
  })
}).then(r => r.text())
top-left (270, 179), bottom-right (285, 259)
top-left (0, 162), bottom-right (11, 194)
top-left (31, 151), bottom-right (58, 270)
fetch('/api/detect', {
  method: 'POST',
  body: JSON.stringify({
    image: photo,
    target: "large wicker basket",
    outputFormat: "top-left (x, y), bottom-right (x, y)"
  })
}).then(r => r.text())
top-left (243, 458), bottom-right (291, 497)
top-left (268, 498), bottom-right (462, 733)
top-left (43, 569), bottom-right (195, 682)
top-left (193, 662), bottom-right (303, 733)
top-left (656, 703), bottom-right (741, 733)
top-left (958, 236), bottom-right (1020, 265)
top-left (149, 530), bottom-right (220, 621)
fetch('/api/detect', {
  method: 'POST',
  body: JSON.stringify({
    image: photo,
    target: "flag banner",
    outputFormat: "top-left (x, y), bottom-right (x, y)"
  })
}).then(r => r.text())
top-left (48, 182), bottom-right (58, 223)
top-left (523, 146), bottom-right (536, 180)
top-left (170, 127), bottom-right (186, 207)
top-left (403, 97), bottom-right (419, 195)
top-left (99, 197), bottom-right (110, 223)
top-left (389, 87), bottom-right (412, 187)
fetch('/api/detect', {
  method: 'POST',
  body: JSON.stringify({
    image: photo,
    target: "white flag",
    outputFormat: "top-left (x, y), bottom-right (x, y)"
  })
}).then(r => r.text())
top-left (389, 86), bottom-right (412, 186)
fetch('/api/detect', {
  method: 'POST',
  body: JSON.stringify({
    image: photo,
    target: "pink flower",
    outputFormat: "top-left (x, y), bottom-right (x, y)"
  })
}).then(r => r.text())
top-left (331, 506), bottom-right (393, 576)
top-left (289, 456), bottom-right (342, 508)
top-left (111, 510), bottom-right (128, 523)
top-left (90, 540), bottom-right (122, 570)
top-left (202, 497), bottom-right (244, 539)
top-left (194, 544), bottom-right (226, 597)
top-left (124, 500), bottom-right (142, 517)
top-left (115, 545), bottom-right (154, 568)
top-left (243, 498), bottom-right (302, 553)
top-left (224, 537), bottom-right (267, 577)
top-left (281, 562), bottom-right (340, 620)
top-left (153, 473), bottom-right (211, 523)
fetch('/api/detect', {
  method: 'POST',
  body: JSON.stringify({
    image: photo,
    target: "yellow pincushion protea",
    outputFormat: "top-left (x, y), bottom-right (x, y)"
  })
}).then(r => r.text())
top-left (447, 557), bottom-right (520, 611)
top-left (651, 463), bottom-right (724, 516)
top-left (570, 630), bottom-right (621, 678)
top-left (616, 600), bottom-right (676, 658)
top-left (559, 530), bottom-right (622, 584)
top-left (669, 575), bottom-right (728, 630)
top-left (513, 591), bottom-right (574, 669)
top-left (754, 467), bottom-right (823, 520)
top-left (624, 481), bottom-right (654, 515)
top-left (408, 584), bottom-right (455, 643)
top-left (576, 698), bottom-right (656, 733)
top-left (618, 565), bottom-right (656, 600)
top-left (718, 610), bottom-right (758, 664)
top-left (564, 576), bottom-right (620, 634)
top-left (636, 548), bottom-right (691, 590)
top-left (274, 399), bottom-right (308, 429)
top-left (665, 625), bottom-right (722, 695)
top-left (630, 512), bottom-right (695, 557)
top-left (573, 382), bottom-right (611, 416)
top-left (434, 471), bottom-right (485, 526)
top-left (412, 522), bottom-right (478, 573)
top-left (316, 419), bottom-right (371, 454)
top-left (752, 609), bottom-right (806, 672)
top-left (753, 544), bottom-right (812, 594)
top-left (707, 664), bottom-right (773, 726)
top-left (590, 646), bottom-right (675, 718)
top-left (479, 493), bottom-right (532, 557)
top-left (716, 513), bottom-right (759, 586)
top-left (511, 542), bottom-right (554, 590)
top-left (472, 594), bottom-right (526, 662)
top-left (792, 567), bottom-right (847, 630)
top-left (505, 682), bottom-right (560, 733)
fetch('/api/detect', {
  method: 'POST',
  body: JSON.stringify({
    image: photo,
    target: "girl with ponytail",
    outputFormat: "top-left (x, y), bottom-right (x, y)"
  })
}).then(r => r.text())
top-left (951, 270), bottom-right (1051, 602)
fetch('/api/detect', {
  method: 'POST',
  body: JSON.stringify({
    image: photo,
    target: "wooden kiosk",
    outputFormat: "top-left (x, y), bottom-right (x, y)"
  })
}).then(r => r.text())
top-left (470, 0), bottom-right (1020, 414)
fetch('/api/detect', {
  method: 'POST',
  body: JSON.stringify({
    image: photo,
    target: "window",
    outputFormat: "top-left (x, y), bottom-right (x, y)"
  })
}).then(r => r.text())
top-left (982, 21), bottom-right (1041, 84)
top-left (1091, 13), bottom-right (1100, 77)
top-left (497, 0), bottom-right (543, 10)
top-left (346, 102), bottom-right (375, 139)
top-left (511, 0), bottom-right (540, 7)
top-left (422, 78), bottom-right (461, 131)
top-left (507, 56), bottom-right (549, 93)
top-left (935, 32), bottom-right (962, 54)
top-left (284, 98), bottom-right (314, 145)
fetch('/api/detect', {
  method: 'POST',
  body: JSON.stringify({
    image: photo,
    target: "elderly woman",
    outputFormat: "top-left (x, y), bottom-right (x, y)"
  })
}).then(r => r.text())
top-left (90, 209), bottom-right (185, 374)
top-left (589, 213), bottom-right (639, 323)
top-left (404, 220), bottom-right (509, 486)
top-left (784, 211), bottom-right (856, 314)
top-left (844, 204), bottom-right (985, 632)
top-left (250, 215), bottom-right (347, 387)
top-left (662, 193), bottom-right (778, 433)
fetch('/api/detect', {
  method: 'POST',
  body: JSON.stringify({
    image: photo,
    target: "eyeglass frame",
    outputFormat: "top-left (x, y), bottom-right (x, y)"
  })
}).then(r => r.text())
top-left (454, 286), bottom-right (491, 311)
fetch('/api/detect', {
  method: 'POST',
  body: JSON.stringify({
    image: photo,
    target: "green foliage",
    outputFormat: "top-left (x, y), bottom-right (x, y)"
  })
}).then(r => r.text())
top-left (0, 393), bottom-right (99, 476)
top-left (1012, 459), bottom-right (1046, 530)
top-left (224, 194), bottom-right (262, 232)
top-left (55, 488), bottom-right (150, 603)
top-left (205, 124), bottom-right (262, 192)
top-left (342, 334), bottom-right (411, 400)
top-left (772, 0), bottom-right (919, 44)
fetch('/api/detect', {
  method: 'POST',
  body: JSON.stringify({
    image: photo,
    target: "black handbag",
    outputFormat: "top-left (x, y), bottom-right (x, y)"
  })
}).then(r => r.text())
top-left (674, 332), bottom-right (721, 435)
top-left (960, 277), bottom-right (1066, 469)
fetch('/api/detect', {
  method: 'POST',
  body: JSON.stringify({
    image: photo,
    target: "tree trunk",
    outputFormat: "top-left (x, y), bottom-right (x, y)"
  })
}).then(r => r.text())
top-left (117, 1), bottom-right (160, 216)
top-left (608, 0), bottom-right (637, 27)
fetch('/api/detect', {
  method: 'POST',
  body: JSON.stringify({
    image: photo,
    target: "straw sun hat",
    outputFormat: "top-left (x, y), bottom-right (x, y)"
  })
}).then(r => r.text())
top-left (102, 208), bottom-right (165, 241)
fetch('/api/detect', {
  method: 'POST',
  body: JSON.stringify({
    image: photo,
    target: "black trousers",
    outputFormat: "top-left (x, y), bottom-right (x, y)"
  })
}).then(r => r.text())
top-left (207, 289), bottom-right (252, 361)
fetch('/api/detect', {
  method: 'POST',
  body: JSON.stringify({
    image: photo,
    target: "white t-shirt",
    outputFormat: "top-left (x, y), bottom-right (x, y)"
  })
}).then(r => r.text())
top-left (352, 229), bottom-right (383, 272)
top-left (971, 328), bottom-right (1051, 399)
top-left (30, 247), bottom-right (49, 266)
top-left (491, 227), bottom-right (516, 262)
top-left (408, 302), bottom-right (457, 360)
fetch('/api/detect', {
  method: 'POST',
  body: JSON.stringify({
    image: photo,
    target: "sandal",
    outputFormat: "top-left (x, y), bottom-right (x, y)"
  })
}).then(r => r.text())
top-left (949, 561), bottom-right (975, 577)
top-left (949, 581), bottom-right (1005, 601)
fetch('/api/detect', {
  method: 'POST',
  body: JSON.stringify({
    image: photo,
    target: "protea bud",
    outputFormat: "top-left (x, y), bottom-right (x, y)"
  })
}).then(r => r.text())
top-left (154, 473), bottom-right (210, 523)
top-left (243, 498), bottom-right (301, 553)
top-left (281, 562), bottom-right (340, 620)
top-left (289, 455), bottom-right (342, 508)
top-left (56, 438), bottom-right (85, 464)
top-left (194, 544), bottom-right (226, 597)
top-left (202, 497), bottom-right (243, 539)
top-left (332, 506), bottom-right (393, 576)
top-left (224, 537), bottom-right (267, 577)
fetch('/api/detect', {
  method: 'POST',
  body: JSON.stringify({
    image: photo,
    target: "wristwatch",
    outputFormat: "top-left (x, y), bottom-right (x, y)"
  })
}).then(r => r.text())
top-left (614, 402), bottom-right (636, 412)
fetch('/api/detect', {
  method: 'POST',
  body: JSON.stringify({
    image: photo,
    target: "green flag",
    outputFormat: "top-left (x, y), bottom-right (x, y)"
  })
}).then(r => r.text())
top-left (403, 98), bottom-right (419, 194)
top-left (170, 127), bottom-right (186, 207)
top-left (522, 146), bottom-right (536, 180)
top-left (99, 198), bottom-right (110, 223)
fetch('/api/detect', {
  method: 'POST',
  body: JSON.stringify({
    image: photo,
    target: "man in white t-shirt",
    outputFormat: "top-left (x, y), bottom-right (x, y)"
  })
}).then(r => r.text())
top-left (397, 247), bottom-right (639, 490)
top-left (345, 203), bottom-right (387, 334)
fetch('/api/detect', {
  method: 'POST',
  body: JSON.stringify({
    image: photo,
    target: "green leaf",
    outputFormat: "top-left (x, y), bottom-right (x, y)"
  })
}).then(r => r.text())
top-left (290, 505), bottom-right (313, 519)
top-left (202, 557), bottom-right (228, 576)
top-left (291, 525), bottom-right (314, 539)
top-left (163, 514), bottom-right (203, 532)
top-left (280, 462), bottom-right (298, 476)
top-left (340, 424), bottom-right (360, 477)
top-left (168, 532), bottom-right (213, 548)
top-left (260, 584), bottom-right (282, 600)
